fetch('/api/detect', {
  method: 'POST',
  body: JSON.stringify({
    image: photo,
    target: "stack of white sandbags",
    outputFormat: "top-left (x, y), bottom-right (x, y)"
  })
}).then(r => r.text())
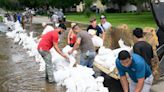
top-left (5, 20), bottom-right (41, 59)
top-left (94, 39), bottom-right (132, 71)
top-left (54, 65), bottom-right (108, 92)
top-left (4, 19), bottom-right (109, 92)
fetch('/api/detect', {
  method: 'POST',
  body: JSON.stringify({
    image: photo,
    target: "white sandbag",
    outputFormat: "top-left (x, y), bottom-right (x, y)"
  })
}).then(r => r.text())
top-left (92, 36), bottom-right (103, 47)
top-left (88, 29), bottom-right (96, 36)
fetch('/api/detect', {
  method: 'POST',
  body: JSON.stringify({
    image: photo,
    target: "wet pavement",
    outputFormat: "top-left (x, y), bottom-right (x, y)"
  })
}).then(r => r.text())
top-left (0, 24), bottom-right (66, 92)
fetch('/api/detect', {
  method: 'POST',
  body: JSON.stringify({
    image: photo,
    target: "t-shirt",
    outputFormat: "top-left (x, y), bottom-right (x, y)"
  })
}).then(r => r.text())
top-left (77, 31), bottom-right (95, 53)
top-left (51, 14), bottom-right (58, 23)
top-left (98, 22), bottom-right (112, 31)
top-left (133, 41), bottom-right (154, 69)
top-left (69, 33), bottom-right (76, 44)
top-left (38, 30), bottom-right (58, 51)
top-left (42, 25), bottom-right (54, 35)
top-left (87, 25), bottom-right (103, 36)
top-left (116, 53), bottom-right (152, 83)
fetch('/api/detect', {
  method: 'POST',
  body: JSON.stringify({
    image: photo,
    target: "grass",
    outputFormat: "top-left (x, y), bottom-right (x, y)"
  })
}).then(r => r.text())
top-left (66, 12), bottom-right (157, 29)
top-left (0, 16), bottom-right (3, 22)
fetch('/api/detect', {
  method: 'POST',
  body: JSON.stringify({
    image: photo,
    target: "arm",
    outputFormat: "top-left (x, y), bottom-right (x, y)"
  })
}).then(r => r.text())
top-left (120, 75), bottom-right (129, 92)
top-left (134, 78), bottom-right (145, 92)
top-left (69, 38), bottom-right (81, 54)
top-left (102, 31), bottom-right (106, 42)
top-left (134, 56), bottom-right (146, 92)
top-left (67, 29), bottom-right (72, 44)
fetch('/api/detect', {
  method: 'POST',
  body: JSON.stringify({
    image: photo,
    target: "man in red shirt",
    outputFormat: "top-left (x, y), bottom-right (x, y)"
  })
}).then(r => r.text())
top-left (38, 25), bottom-right (68, 83)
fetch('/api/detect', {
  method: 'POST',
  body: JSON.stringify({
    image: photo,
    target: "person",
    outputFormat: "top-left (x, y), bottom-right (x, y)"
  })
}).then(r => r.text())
top-left (41, 22), bottom-right (54, 36)
top-left (58, 18), bottom-right (66, 30)
top-left (67, 23), bottom-right (77, 47)
top-left (38, 25), bottom-right (68, 83)
top-left (87, 17), bottom-right (105, 41)
top-left (69, 24), bottom-right (96, 68)
top-left (116, 50), bottom-right (153, 92)
top-left (17, 12), bottom-right (21, 23)
top-left (98, 15), bottom-right (112, 32)
top-left (51, 13), bottom-right (58, 27)
top-left (133, 28), bottom-right (154, 70)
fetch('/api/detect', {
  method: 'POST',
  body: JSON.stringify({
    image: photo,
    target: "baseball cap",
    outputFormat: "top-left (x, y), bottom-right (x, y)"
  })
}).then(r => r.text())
top-left (90, 17), bottom-right (96, 22)
top-left (58, 23), bottom-right (67, 30)
top-left (100, 15), bottom-right (106, 19)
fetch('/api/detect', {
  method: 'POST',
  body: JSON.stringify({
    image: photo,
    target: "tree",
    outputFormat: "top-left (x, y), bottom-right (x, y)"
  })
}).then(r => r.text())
top-left (83, 0), bottom-right (95, 17)
top-left (0, 0), bottom-right (20, 10)
top-left (128, 0), bottom-right (149, 14)
top-left (101, 0), bottom-right (110, 5)
top-left (48, 0), bottom-right (81, 12)
top-left (111, 0), bottom-right (128, 12)
top-left (18, 0), bottom-right (45, 8)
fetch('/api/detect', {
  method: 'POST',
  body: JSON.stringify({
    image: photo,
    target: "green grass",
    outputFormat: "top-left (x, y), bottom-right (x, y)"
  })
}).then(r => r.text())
top-left (66, 12), bottom-right (157, 29)
top-left (0, 16), bottom-right (3, 22)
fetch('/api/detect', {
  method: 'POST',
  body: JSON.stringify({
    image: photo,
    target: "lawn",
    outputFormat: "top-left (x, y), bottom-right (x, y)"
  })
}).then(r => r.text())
top-left (0, 16), bottom-right (3, 22)
top-left (66, 12), bottom-right (157, 29)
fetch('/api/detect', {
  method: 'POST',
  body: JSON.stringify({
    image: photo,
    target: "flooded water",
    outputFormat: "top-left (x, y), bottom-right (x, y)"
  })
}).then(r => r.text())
top-left (0, 23), bottom-right (66, 92)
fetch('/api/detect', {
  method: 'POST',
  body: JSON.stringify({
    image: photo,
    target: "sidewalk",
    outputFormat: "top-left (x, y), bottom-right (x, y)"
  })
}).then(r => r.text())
top-left (151, 76), bottom-right (164, 92)
top-left (32, 16), bottom-right (52, 24)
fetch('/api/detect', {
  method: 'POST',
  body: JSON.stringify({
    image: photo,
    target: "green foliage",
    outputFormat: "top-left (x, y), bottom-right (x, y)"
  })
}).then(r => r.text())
top-left (84, 8), bottom-right (92, 17)
top-left (0, 0), bottom-right (20, 10)
top-left (0, 0), bottom-right (81, 10)
top-left (128, 0), bottom-right (149, 14)
top-left (83, 0), bottom-right (94, 17)
top-left (48, 0), bottom-right (81, 8)
top-left (0, 16), bottom-right (3, 22)
top-left (111, 0), bottom-right (129, 12)
top-left (128, 0), bottom-right (149, 5)
top-left (18, 0), bottom-right (46, 8)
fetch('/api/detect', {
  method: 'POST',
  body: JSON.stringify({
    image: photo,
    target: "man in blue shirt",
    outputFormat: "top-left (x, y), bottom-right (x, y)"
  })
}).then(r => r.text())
top-left (87, 17), bottom-right (105, 41)
top-left (116, 50), bottom-right (153, 92)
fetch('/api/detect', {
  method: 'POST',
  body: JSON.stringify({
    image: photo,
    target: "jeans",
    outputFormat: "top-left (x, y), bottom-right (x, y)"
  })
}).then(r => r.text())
top-left (80, 51), bottom-right (96, 68)
top-left (129, 74), bottom-right (154, 92)
top-left (38, 50), bottom-right (54, 82)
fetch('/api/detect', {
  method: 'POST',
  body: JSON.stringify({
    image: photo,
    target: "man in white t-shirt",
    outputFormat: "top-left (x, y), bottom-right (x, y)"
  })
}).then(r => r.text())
top-left (42, 22), bottom-right (54, 35)
top-left (51, 13), bottom-right (59, 27)
top-left (98, 15), bottom-right (112, 32)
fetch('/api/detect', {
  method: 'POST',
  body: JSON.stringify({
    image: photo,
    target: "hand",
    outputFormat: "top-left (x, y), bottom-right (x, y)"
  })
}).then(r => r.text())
top-left (68, 50), bottom-right (73, 55)
top-left (63, 54), bottom-right (69, 60)
top-left (73, 62), bottom-right (78, 67)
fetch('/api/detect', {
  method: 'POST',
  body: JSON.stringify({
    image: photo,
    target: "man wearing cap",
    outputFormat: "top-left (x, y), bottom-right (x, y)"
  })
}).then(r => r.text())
top-left (133, 28), bottom-right (154, 70)
top-left (38, 25), bottom-right (68, 83)
top-left (99, 15), bottom-right (112, 32)
top-left (69, 24), bottom-right (96, 68)
top-left (67, 23), bottom-right (77, 47)
top-left (116, 50), bottom-right (153, 92)
top-left (41, 22), bottom-right (54, 36)
top-left (51, 13), bottom-right (58, 27)
top-left (87, 17), bottom-right (105, 41)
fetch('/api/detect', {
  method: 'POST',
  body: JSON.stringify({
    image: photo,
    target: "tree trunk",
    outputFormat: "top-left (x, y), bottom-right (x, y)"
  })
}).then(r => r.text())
top-left (136, 4), bottom-right (142, 14)
top-left (118, 5), bottom-right (122, 13)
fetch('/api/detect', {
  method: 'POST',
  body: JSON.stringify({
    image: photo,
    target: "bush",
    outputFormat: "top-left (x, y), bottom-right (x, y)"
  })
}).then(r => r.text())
top-left (0, 16), bottom-right (3, 22)
top-left (84, 8), bottom-right (92, 18)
